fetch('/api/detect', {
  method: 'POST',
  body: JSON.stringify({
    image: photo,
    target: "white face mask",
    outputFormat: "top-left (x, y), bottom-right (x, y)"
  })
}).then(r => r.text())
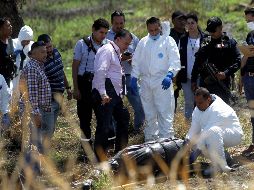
top-left (247, 22), bottom-right (254, 31)
top-left (23, 44), bottom-right (30, 56)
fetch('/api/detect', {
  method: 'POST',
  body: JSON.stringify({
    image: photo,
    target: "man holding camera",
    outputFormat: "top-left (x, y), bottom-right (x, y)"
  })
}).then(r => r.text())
top-left (106, 10), bottom-right (145, 134)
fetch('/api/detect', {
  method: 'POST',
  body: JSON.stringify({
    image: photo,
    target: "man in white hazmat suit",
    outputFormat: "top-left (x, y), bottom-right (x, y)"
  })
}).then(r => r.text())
top-left (0, 74), bottom-right (11, 132)
top-left (11, 25), bottom-right (34, 96)
top-left (131, 17), bottom-right (181, 141)
top-left (186, 87), bottom-right (243, 173)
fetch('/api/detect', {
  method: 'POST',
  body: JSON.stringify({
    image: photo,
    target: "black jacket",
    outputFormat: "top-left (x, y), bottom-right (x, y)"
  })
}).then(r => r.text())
top-left (177, 31), bottom-right (207, 83)
top-left (242, 30), bottom-right (254, 75)
top-left (191, 33), bottom-right (241, 84)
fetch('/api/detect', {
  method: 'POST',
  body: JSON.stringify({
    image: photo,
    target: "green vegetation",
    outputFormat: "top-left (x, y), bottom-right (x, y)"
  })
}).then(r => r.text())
top-left (21, 0), bottom-right (250, 80)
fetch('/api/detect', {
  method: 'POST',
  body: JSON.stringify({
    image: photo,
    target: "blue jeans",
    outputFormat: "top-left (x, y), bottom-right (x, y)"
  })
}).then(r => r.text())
top-left (30, 101), bottom-right (60, 154)
top-left (125, 75), bottom-right (145, 130)
top-left (40, 99), bottom-right (60, 138)
top-left (243, 75), bottom-right (254, 143)
top-left (181, 79), bottom-right (194, 119)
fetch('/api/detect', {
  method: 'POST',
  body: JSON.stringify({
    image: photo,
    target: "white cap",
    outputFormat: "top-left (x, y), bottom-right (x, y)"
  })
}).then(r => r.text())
top-left (161, 21), bottom-right (171, 36)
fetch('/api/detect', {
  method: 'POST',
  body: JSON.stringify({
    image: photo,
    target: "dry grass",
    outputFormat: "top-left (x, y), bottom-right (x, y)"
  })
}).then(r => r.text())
top-left (0, 92), bottom-right (254, 189)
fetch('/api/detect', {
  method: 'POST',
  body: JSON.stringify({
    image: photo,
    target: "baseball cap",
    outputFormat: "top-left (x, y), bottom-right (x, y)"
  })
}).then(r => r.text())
top-left (206, 17), bottom-right (222, 33)
top-left (171, 10), bottom-right (186, 20)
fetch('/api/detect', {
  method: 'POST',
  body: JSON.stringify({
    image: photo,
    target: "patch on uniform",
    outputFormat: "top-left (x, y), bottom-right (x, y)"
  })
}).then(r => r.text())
top-left (158, 52), bottom-right (163, 58)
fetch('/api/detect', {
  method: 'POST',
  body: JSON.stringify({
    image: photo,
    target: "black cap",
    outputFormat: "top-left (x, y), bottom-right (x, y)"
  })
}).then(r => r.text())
top-left (37, 34), bottom-right (51, 43)
top-left (172, 10), bottom-right (186, 20)
top-left (206, 17), bottom-right (222, 33)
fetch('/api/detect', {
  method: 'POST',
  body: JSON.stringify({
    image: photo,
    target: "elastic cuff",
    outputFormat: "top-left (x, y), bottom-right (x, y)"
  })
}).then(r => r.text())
top-left (81, 138), bottom-right (91, 142)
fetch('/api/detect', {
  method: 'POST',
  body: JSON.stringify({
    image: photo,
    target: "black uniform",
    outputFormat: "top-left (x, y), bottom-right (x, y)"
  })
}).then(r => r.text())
top-left (170, 28), bottom-right (185, 112)
top-left (191, 33), bottom-right (241, 103)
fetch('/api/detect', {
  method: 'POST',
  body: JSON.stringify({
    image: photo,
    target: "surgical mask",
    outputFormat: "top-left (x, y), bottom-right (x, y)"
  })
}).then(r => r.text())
top-left (247, 22), bottom-right (254, 31)
top-left (149, 33), bottom-right (161, 40)
top-left (23, 44), bottom-right (30, 56)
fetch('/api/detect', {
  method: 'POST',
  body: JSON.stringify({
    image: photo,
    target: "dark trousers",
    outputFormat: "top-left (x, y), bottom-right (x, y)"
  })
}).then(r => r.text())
top-left (92, 78), bottom-right (129, 159)
top-left (200, 77), bottom-right (231, 104)
top-left (77, 74), bottom-right (93, 140)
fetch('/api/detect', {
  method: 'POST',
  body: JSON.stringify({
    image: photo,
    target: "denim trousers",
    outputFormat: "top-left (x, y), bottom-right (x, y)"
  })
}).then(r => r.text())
top-left (30, 102), bottom-right (60, 154)
top-left (243, 75), bottom-right (254, 143)
top-left (125, 75), bottom-right (145, 129)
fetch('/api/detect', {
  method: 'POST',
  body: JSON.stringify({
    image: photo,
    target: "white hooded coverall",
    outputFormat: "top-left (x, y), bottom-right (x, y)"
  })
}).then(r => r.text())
top-left (131, 23), bottom-right (181, 141)
top-left (186, 95), bottom-right (243, 170)
top-left (11, 25), bottom-right (34, 95)
top-left (0, 74), bottom-right (10, 115)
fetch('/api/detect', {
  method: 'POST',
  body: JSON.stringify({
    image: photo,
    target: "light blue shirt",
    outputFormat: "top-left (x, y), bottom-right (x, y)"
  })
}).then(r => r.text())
top-left (106, 29), bottom-right (139, 74)
top-left (73, 35), bottom-right (104, 75)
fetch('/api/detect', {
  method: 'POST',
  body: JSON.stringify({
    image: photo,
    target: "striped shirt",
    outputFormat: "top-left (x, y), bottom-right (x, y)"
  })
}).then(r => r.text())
top-left (44, 48), bottom-right (65, 93)
top-left (21, 58), bottom-right (51, 114)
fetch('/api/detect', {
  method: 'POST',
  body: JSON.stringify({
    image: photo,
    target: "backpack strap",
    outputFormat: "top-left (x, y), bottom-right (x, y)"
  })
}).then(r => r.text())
top-left (83, 36), bottom-right (97, 54)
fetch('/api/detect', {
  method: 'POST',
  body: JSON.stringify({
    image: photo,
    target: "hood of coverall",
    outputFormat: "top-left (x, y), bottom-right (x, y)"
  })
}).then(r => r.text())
top-left (161, 21), bottom-right (171, 37)
top-left (18, 25), bottom-right (33, 42)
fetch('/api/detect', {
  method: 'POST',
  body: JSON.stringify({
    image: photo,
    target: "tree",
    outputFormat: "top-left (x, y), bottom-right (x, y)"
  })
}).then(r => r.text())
top-left (0, 0), bottom-right (24, 38)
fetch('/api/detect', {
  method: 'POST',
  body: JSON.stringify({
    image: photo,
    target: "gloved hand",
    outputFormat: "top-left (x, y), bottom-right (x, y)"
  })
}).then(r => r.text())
top-left (1, 113), bottom-right (11, 131)
top-left (14, 49), bottom-right (22, 57)
top-left (130, 77), bottom-right (138, 95)
top-left (161, 71), bottom-right (174, 90)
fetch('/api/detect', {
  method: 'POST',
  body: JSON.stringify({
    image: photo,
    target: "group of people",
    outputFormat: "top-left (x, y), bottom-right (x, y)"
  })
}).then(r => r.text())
top-left (0, 17), bottom-right (72, 154)
top-left (0, 7), bottom-right (254, 175)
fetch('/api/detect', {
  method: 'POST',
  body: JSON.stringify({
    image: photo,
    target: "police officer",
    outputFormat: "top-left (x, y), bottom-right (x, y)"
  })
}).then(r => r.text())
top-left (191, 17), bottom-right (241, 104)
top-left (170, 10), bottom-right (187, 112)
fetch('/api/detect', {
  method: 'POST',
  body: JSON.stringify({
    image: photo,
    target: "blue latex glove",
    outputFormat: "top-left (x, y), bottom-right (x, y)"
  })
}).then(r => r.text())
top-left (161, 71), bottom-right (174, 90)
top-left (130, 77), bottom-right (138, 95)
top-left (14, 49), bottom-right (22, 57)
top-left (1, 113), bottom-right (10, 130)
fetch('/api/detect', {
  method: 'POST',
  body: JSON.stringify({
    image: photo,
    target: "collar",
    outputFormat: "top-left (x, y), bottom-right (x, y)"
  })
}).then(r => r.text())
top-left (90, 34), bottom-right (104, 46)
top-left (30, 58), bottom-right (44, 68)
top-left (111, 41), bottom-right (121, 54)
top-left (109, 28), bottom-right (116, 35)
